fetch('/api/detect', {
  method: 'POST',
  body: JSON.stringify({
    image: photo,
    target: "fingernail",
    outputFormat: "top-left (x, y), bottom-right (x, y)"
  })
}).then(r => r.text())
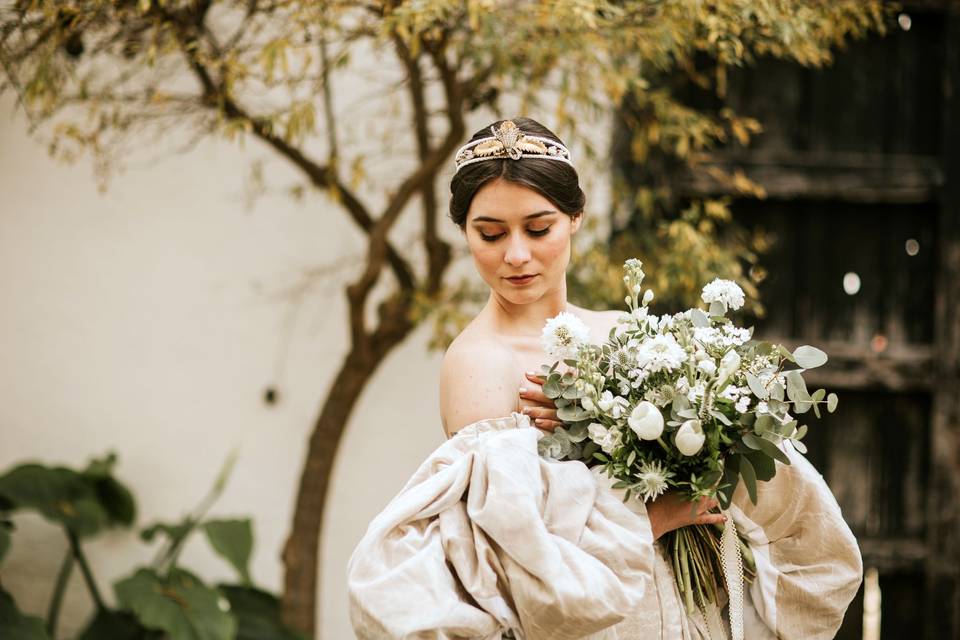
top-left (521, 407), bottom-right (530, 414)
top-left (518, 387), bottom-right (527, 394)
top-left (526, 371), bottom-right (536, 377)
top-left (535, 418), bottom-right (544, 426)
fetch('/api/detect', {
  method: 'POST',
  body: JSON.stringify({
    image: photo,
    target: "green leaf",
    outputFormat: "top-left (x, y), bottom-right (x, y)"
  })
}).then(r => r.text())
top-left (217, 585), bottom-right (306, 640)
top-left (0, 586), bottom-right (51, 640)
top-left (793, 345), bottom-right (828, 369)
top-left (739, 456), bottom-right (758, 504)
top-left (557, 405), bottom-right (591, 422)
top-left (791, 439), bottom-right (808, 454)
top-left (827, 393), bottom-right (839, 413)
top-left (542, 377), bottom-right (561, 399)
top-left (744, 451), bottom-right (777, 482)
top-left (203, 520), bottom-right (254, 585)
top-left (140, 521), bottom-right (192, 545)
top-left (750, 435), bottom-right (791, 466)
top-left (690, 308), bottom-right (710, 327)
top-left (744, 372), bottom-right (768, 400)
top-left (0, 519), bottom-right (11, 565)
top-left (0, 465), bottom-right (107, 537)
top-left (78, 609), bottom-right (157, 640)
top-left (115, 568), bottom-right (236, 640)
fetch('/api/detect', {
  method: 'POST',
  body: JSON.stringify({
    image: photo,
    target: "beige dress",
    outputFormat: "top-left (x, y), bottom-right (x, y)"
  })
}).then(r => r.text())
top-left (346, 413), bottom-right (862, 639)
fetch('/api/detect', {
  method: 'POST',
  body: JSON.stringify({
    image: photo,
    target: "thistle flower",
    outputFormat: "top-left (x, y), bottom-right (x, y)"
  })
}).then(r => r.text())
top-left (541, 311), bottom-right (590, 360)
top-left (635, 459), bottom-right (672, 502)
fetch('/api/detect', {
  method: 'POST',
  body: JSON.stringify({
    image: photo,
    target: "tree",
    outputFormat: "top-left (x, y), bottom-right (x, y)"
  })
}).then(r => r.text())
top-left (0, 1), bottom-right (887, 635)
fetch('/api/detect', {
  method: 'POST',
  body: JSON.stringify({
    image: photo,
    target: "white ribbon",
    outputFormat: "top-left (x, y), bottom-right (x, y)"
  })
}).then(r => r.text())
top-left (720, 509), bottom-right (745, 640)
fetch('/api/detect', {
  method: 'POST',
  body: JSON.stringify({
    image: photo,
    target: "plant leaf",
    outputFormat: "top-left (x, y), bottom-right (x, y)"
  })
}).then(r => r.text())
top-left (203, 519), bottom-right (254, 585)
top-left (0, 585), bottom-right (51, 640)
top-left (217, 585), bottom-right (306, 640)
top-left (793, 345), bottom-right (828, 369)
top-left (739, 455), bottom-right (758, 504)
top-left (115, 568), bottom-right (236, 640)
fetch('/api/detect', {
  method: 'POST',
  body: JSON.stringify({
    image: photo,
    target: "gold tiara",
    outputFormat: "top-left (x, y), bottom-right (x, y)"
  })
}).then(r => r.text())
top-left (453, 120), bottom-right (573, 172)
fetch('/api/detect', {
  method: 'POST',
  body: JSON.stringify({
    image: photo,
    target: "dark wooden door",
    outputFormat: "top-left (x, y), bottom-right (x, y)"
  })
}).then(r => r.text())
top-left (614, 3), bottom-right (960, 637)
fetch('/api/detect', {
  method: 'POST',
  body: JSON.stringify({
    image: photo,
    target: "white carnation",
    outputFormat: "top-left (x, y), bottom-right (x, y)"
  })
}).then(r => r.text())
top-left (697, 359), bottom-right (717, 376)
top-left (701, 278), bottom-right (746, 311)
top-left (541, 311), bottom-right (590, 360)
top-left (635, 334), bottom-right (687, 373)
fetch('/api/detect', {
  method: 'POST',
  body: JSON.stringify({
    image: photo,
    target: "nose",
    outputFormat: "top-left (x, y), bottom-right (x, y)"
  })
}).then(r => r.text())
top-left (503, 232), bottom-right (531, 267)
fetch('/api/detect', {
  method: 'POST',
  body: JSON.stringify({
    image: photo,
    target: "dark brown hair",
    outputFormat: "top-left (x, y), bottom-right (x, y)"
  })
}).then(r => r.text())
top-left (448, 117), bottom-right (586, 229)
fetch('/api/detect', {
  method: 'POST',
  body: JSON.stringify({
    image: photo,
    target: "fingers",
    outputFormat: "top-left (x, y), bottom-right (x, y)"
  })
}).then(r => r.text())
top-left (694, 512), bottom-right (728, 527)
top-left (520, 405), bottom-right (561, 430)
top-left (695, 496), bottom-right (720, 515)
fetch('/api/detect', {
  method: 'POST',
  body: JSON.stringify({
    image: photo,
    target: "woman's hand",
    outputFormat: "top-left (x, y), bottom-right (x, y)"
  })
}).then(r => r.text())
top-left (518, 371), bottom-right (562, 431)
top-left (646, 492), bottom-right (727, 541)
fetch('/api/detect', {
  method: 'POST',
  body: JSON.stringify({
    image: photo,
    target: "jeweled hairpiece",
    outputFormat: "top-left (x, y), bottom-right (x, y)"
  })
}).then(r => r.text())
top-left (453, 120), bottom-right (573, 173)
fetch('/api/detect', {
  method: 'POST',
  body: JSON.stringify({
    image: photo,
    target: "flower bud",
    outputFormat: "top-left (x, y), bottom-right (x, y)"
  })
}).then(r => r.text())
top-left (642, 289), bottom-right (654, 305)
top-left (627, 401), bottom-right (664, 440)
top-left (717, 349), bottom-right (741, 385)
top-left (676, 419), bottom-right (705, 456)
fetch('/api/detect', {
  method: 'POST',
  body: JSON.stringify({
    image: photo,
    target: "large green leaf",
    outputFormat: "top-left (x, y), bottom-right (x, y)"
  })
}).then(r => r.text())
top-left (0, 518), bottom-right (12, 565)
top-left (203, 520), bottom-right (253, 585)
top-left (792, 345), bottom-right (828, 369)
top-left (0, 586), bottom-right (51, 640)
top-left (218, 585), bottom-right (306, 640)
top-left (83, 454), bottom-right (136, 527)
top-left (115, 568), bottom-right (236, 640)
top-left (78, 609), bottom-right (158, 640)
top-left (0, 465), bottom-right (107, 537)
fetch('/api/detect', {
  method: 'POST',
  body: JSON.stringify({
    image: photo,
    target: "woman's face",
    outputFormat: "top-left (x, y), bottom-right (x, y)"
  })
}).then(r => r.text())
top-left (464, 177), bottom-right (581, 305)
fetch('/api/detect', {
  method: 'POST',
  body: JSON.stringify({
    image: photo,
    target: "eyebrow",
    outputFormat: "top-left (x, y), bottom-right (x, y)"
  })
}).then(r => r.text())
top-left (470, 210), bottom-right (558, 223)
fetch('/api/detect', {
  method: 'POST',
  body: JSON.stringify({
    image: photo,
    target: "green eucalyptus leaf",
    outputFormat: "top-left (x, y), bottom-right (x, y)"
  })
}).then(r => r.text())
top-left (0, 519), bottom-right (11, 565)
top-left (115, 568), bottom-right (236, 640)
top-left (690, 308), bottom-right (710, 327)
top-left (203, 519), bottom-right (254, 585)
top-left (791, 439), bottom-right (808, 454)
top-left (753, 436), bottom-right (791, 466)
top-left (744, 451), bottom-right (777, 482)
top-left (0, 586), bottom-right (51, 640)
top-left (561, 385), bottom-right (585, 400)
top-left (741, 433), bottom-right (764, 451)
top-left (557, 405), bottom-right (591, 422)
top-left (745, 372), bottom-right (768, 400)
top-left (542, 377), bottom-right (561, 399)
top-left (709, 410), bottom-right (732, 426)
top-left (793, 345), bottom-right (828, 369)
top-left (811, 389), bottom-right (826, 402)
top-left (770, 381), bottom-right (785, 402)
top-left (827, 393), bottom-right (839, 413)
top-left (795, 424), bottom-right (808, 440)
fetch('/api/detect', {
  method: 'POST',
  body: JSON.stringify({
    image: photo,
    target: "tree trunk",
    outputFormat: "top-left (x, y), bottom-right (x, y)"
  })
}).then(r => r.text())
top-left (280, 305), bottom-right (414, 636)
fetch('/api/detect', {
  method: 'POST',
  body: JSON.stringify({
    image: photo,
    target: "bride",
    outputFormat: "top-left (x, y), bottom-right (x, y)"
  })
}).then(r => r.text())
top-left (347, 117), bottom-right (862, 639)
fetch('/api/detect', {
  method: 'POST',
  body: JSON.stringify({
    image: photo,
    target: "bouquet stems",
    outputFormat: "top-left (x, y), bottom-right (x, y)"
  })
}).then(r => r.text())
top-left (664, 524), bottom-right (756, 615)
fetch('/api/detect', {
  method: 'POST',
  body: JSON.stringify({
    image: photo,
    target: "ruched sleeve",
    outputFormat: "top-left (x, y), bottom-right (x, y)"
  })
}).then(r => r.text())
top-left (346, 413), bottom-right (658, 640)
top-left (729, 442), bottom-right (863, 640)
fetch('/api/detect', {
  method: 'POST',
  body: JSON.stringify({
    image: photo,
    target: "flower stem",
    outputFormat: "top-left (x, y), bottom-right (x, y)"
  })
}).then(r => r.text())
top-left (67, 530), bottom-right (105, 612)
top-left (46, 547), bottom-right (74, 636)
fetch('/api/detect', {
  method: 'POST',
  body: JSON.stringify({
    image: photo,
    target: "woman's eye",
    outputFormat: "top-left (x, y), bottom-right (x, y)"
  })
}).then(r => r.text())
top-left (528, 226), bottom-right (551, 237)
top-left (479, 232), bottom-right (504, 242)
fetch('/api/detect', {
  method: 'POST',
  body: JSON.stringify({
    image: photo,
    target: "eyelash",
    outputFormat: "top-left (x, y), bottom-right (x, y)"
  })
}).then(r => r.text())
top-left (479, 227), bottom-right (551, 242)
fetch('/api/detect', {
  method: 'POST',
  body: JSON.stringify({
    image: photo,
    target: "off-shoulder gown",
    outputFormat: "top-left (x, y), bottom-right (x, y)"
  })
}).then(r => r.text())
top-left (346, 412), bottom-right (861, 639)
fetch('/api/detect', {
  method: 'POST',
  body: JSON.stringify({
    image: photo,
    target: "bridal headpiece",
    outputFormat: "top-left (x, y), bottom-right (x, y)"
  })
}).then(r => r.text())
top-left (453, 120), bottom-right (573, 173)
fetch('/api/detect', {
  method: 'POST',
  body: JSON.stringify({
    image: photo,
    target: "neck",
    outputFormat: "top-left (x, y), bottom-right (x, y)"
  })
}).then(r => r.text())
top-left (485, 278), bottom-right (571, 337)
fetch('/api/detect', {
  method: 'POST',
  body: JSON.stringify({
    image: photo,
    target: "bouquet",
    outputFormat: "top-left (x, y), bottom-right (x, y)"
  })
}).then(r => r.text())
top-left (536, 258), bottom-right (838, 616)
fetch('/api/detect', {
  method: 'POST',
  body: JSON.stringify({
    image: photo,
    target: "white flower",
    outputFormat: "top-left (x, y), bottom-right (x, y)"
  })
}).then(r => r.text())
top-left (597, 390), bottom-right (629, 419)
top-left (676, 375), bottom-right (690, 395)
top-left (635, 334), bottom-right (687, 373)
top-left (756, 401), bottom-right (769, 414)
top-left (627, 401), bottom-right (664, 440)
top-left (676, 419), bottom-right (706, 456)
top-left (635, 459), bottom-right (672, 502)
top-left (642, 289), bottom-right (655, 306)
top-left (719, 384), bottom-right (744, 401)
top-left (697, 359), bottom-right (717, 376)
top-left (541, 311), bottom-right (590, 360)
top-left (735, 396), bottom-right (750, 413)
top-left (581, 395), bottom-right (596, 413)
top-left (701, 278), bottom-right (746, 311)
top-left (686, 381), bottom-right (706, 403)
top-left (717, 349), bottom-right (741, 385)
top-left (588, 422), bottom-right (619, 454)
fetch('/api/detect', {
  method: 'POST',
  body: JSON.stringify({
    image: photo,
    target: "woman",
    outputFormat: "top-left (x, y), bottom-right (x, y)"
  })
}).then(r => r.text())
top-left (348, 118), bottom-right (862, 639)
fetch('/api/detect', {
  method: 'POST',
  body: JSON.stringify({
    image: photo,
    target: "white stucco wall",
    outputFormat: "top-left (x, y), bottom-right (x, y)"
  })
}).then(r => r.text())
top-left (0, 64), bottom-right (611, 638)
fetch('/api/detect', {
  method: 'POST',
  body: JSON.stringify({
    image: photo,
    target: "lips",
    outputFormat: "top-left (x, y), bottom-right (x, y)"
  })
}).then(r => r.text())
top-left (505, 274), bottom-right (537, 285)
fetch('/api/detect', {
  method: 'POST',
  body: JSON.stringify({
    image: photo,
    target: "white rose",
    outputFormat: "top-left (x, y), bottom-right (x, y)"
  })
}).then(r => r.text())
top-left (627, 401), bottom-right (664, 440)
top-left (717, 349), bottom-right (741, 384)
top-left (676, 419), bottom-right (706, 456)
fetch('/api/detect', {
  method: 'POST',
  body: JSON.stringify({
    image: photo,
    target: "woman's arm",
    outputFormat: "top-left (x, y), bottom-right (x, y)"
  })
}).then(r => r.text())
top-left (439, 338), bottom-right (519, 438)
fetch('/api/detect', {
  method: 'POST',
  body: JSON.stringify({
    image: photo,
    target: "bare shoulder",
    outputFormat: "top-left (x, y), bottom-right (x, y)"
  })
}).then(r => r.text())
top-left (576, 306), bottom-right (623, 344)
top-left (439, 331), bottom-right (519, 438)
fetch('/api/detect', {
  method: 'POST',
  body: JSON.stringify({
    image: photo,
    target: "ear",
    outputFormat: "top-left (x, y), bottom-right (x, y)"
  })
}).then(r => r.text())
top-left (570, 211), bottom-right (584, 234)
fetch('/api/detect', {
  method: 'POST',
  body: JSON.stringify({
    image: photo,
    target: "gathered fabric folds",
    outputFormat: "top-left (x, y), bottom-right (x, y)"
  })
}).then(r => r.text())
top-left (347, 413), bottom-right (656, 639)
top-left (346, 413), bottom-right (863, 640)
